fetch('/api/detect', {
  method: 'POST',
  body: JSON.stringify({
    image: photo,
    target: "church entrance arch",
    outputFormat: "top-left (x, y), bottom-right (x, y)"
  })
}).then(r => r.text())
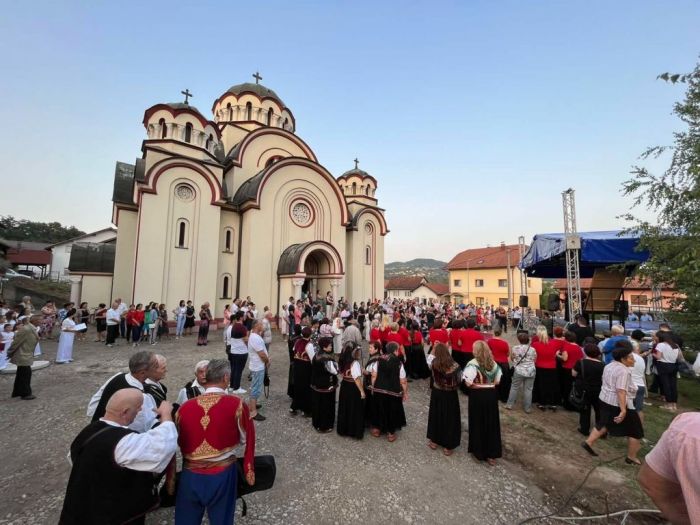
top-left (277, 241), bottom-right (344, 305)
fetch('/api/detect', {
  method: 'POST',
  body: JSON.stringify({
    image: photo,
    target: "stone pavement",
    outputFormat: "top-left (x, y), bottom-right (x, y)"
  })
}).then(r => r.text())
top-left (0, 332), bottom-right (551, 524)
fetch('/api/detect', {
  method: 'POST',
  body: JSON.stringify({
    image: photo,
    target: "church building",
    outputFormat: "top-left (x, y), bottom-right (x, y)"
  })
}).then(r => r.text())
top-left (76, 76), bottom-right (388, 315)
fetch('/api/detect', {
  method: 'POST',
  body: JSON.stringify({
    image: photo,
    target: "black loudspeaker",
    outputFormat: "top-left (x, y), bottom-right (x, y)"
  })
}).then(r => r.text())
top-left (614, 300), bottom-right (629, 318)
top-left (547, 293), bottom-right (561, 311)
top-left (519, 295), bottom-right (528, 308)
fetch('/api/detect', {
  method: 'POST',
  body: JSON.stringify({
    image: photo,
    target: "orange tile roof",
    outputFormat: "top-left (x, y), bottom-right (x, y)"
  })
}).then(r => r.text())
top-left (385, 276), bottom-right (426, 291)
top-left (425, 282), bottom-right (449, 295)
top-left (447, 244), bottom-right (523, 270)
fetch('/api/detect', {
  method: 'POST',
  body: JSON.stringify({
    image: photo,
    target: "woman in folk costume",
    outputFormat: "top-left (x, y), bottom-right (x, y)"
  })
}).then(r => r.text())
top-left (287, 324), bottom-right (301, 398)
top-left (370, 341), bottom-right (408, 442)
top-left (426, 342), bottom-right (462, 455)
top-left (310, 337), bottom-right (338, 433)
top-left (363, 340), bottom-right (382, 428)
top-left (337, 342), bottom-right (366, 439)
top-left (290, 326), bottom-right (314, 416)
top-left (463, 341), bottom-right (503, 465)
top-left (407, 321), bottom-right (430, 380)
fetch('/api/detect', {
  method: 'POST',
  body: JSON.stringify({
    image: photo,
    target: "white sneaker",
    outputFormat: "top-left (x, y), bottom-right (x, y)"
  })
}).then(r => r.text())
top-left (233, 388), bottom-right (247, 394)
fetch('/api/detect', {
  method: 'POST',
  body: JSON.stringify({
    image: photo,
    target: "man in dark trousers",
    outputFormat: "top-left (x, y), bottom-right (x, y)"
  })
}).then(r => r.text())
top-left (60, 389), bottom-right (177, 524)
top-left (8, 316), bottom-right (41, 400)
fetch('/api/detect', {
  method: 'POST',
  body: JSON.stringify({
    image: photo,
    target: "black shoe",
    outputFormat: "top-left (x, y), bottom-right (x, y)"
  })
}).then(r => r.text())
top-left (549, 406), bottom-right (558, 412)
top-left (581, 442), bottom-right (598, 457)
top-left (21, 395), bottom-right (36, 400)
top-left (537, 405), bottom-right (546, 411)
top-left (289, 409), bottom-right (298, 415)
top-left (252, 413), bottom-right (266, 421)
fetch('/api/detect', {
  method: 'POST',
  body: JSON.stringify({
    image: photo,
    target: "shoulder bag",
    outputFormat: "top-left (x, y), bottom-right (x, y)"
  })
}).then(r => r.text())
top-left (568, 359), bottom-right (586, 410)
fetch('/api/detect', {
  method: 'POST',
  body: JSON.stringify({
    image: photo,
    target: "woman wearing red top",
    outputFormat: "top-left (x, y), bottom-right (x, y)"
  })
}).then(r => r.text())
top-left (532, 325), bottom-right (560, 410)
top-left (429, 319), bottom-right (450, 348)
top-left (487, 328), bottom-right (511, 403)
top-left (384, 324), bottom-right (405, 361)
top-left (130, 304), bottom-right (145, 347)
top-left (448, 319), bottom-right (468, 369)
top-left (369, 320), bottom-right (382, 344)
top-left (557, 331), bottom-right (584, 409)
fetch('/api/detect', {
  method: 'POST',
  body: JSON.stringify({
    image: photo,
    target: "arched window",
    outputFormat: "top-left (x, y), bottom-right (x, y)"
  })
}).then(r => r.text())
top-left (365, 185), bottom-right (371, 196)
top-left (224, 228), bottom-right (233, 252)
top-left (159, 118), bottom-right (167, 139)
top-left (176, 219), bottom-right (188, 248)
top-left (267, 108), bottom-right (273, 126)
top-left (183, 123), bottom-right (193, 143)
top-left (205, 134), bottom-right (213, 150)
top-left (246, 102), bottom-right (252, 120)
top-left (222, 275), bottom-right (230, 298)
top-left (226, 102), bottom-right (232, 120)
top-left (283, 117), bottom-right (289, 129)
top-left (352, 182), bottom-right (357, 195)
top-left (365, 245), bottom-right (372, 265)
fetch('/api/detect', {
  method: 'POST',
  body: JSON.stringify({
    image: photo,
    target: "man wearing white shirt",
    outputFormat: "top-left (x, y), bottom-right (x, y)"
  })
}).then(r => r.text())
top-left (105, 301), bottom-right (121, 347)
top-left (87, 351), bottom-right (159, 433)
top-left (116, 298), bottom-right (128, 339)
top-left (175, 360), bottom-right (208, 406)
top-left (60, 389), bottom-right (177, 525)
top-left (248, 320), bottom-right (270, 422)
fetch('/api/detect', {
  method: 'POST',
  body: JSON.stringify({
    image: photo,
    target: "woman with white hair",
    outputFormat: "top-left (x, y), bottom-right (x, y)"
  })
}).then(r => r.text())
top-left (176, 360), bottom-right (209, 405)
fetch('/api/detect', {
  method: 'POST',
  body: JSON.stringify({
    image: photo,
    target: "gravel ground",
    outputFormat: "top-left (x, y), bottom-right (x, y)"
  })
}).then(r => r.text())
top-left (0, 331), bottom-right (554, 525)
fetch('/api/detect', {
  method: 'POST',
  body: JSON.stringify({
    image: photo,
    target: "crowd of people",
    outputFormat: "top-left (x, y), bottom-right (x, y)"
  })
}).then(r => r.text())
top-left (2, 291), bottom-right (697, 523)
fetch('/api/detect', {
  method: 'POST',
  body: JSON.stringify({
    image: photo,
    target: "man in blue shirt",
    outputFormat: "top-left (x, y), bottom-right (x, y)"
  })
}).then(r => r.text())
top-left (602, 324), bottom-right (628, 364)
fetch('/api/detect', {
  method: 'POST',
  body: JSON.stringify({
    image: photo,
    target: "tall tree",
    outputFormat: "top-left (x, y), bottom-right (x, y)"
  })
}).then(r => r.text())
top-left (621, 60), bottom-right (700, 348)
top-left (0, 216), bottom-right (85, 244)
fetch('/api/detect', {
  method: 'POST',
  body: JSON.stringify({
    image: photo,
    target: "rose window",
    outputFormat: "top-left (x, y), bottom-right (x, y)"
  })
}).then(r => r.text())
top-left (291, 202), bottom-right (312, 226)
top-left (175, 184), bottom-right (195, 202)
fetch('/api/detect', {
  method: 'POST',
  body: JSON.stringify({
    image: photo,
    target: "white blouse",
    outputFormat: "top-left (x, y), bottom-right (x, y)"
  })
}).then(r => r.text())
top-left (655, 342), bottom-right (679, 363)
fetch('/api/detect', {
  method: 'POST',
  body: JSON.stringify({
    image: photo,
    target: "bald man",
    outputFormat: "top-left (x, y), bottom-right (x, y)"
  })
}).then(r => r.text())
top-left (60, 389), bottom-right (178, 525)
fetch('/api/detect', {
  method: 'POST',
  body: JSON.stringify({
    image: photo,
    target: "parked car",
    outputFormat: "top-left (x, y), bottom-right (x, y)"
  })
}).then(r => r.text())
top-left (3, 268), bottom-right (31, 279)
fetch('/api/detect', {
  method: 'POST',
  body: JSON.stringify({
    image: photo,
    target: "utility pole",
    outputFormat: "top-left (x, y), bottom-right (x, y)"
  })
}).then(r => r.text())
top-left (506, 246), bottom-right (512, 309)
top-left (518, 235), bottom-right (529, 330)
top-left (562, 188), bottom-right (582, 321)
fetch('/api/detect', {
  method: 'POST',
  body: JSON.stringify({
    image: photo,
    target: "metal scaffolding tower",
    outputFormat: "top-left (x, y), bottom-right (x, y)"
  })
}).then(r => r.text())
top-left (517, 235), bottom-right (529, 330)
top-left (562, 188), bottom-right (583, 321)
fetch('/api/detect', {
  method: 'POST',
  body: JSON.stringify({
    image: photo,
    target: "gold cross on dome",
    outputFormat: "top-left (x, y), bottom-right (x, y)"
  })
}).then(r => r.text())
top-left (253, 71), bottom-right (263, 84)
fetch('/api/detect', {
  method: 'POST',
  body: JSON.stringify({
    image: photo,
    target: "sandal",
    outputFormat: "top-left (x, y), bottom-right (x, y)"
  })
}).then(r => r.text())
top-left (443, 448), bottom-right (453, 456)
top-left (486, 458), bottom-right (497, 466)
top-left (370, 429), bottom-right (381, 438)
top-left (428, 441), bottom-right (438, 450)
top-left (387, 433), bottom-right (397, 442)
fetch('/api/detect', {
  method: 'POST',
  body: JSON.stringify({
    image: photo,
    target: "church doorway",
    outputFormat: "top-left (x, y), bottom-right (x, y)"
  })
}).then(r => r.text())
top-left (276, 240), bottom-right (345, 304)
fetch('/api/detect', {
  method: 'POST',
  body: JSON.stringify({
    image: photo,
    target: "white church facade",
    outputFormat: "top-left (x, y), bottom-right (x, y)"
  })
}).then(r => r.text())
top-left (74, 78), bottom-right (388, 315)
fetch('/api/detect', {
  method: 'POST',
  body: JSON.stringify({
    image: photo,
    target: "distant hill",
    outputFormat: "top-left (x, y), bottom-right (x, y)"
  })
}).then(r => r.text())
top-left (385, 258), bottom-right (448, 284)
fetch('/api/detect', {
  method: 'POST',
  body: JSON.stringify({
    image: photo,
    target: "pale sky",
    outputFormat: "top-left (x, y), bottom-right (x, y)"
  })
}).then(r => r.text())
top-left (1, 1), bottom-right (698, 262)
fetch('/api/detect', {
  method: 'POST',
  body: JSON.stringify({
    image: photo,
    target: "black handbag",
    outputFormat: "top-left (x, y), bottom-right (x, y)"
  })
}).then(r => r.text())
top-left (237, 455), bottom-right (277, 516)
top-left (568, 360), bottom-right (586, 411)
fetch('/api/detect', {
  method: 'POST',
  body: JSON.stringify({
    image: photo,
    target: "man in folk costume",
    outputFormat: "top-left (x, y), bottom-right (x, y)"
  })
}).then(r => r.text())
top-left (145, 354), bottom-right (169, 407)
top-left (175, 359), bottom-right (256, 524)
top-left (176, 360), bottom-right (209, 406)
top-left (87, 351), bottom-right (158, 432)
top-left (59, 389), bottom-right (177, 524)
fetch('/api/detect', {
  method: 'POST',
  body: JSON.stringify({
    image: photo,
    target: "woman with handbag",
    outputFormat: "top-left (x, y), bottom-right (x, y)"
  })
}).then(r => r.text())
top-left (505, 332), bottom-right (537, 413)
top-left (582, 341), bottom-right (644, 465)
top-left (572, 344), bottom-right (604, 435)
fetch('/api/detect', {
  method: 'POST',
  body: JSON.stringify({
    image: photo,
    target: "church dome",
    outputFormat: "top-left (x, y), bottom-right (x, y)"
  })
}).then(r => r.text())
top-left (225, 83), bottom-right (286, 108)
top-left (337, 163), bottom-right (377, 199)
top-left (340, 168), bottom-right (371, 179)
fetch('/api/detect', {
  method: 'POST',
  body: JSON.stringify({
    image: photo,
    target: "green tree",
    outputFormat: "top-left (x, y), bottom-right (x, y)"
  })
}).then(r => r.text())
top-left (539, 280), bottom-right (558, 310)
top-left (621, 60), bottom-right (700, 348)
top-left (0, 216), bottom-right (85, 244)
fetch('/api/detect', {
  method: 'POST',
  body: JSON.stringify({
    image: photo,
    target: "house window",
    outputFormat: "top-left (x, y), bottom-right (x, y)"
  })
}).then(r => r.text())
top-left (499, 298), bottom-right (509, 306)
top-left (631, 295), bottom-right (648, 305)
top-left (474, 279), bottom-right (484, 287)
top-left (405, 291), bottom-right (411, 297)
top-left (476, 297), bottom-right (484, 305)
top-left (159, 118), bottom-right (167, 138)
top-left (222, 275), bottom-right (231, 298)
top-left (184, 123), bottom-right (193, 143)
top-left (176, 219), bottom-right (188, 248)
top-left (527, 279), bottom-right (532, 288)
top-left (498, 279), bottom-right (508, 287)
top-left (453, 279), bottom-right (462, 287)
top-left (246, 102), bottom-right (252, 120)
top-left (224, 229), bottom-right (233, 252)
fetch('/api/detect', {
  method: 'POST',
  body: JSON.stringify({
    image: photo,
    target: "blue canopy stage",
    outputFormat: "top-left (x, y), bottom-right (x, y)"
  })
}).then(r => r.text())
top-left (519, 230), bottom-right (649, 279)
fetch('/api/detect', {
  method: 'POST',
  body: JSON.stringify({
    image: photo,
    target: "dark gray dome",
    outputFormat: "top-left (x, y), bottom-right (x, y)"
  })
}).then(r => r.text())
top-left (340, 168), bottom-right (371, 179)
top-left (226, 83), bottom-right (286, 107)
top-left (164, 102), bottom-right (203, 114)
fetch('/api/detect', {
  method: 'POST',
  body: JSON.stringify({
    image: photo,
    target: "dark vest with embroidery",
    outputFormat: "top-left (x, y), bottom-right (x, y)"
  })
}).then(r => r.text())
top-left (374, 354), bottom-right (402, 396)
top-left (293, 338), bottom-right (311, 362)
top-left (145, 381), bottom-right (168, 407)
top-left (59, 421), bottom-right (158, 524)
top-left (311, 353), bottom-right (337, 391)
top-left (184, 380), bottom-right (202, 400)
top-left (92, 373), bottom-right (139, 423)
top-left (432, 365), bottom-right (461, 391)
